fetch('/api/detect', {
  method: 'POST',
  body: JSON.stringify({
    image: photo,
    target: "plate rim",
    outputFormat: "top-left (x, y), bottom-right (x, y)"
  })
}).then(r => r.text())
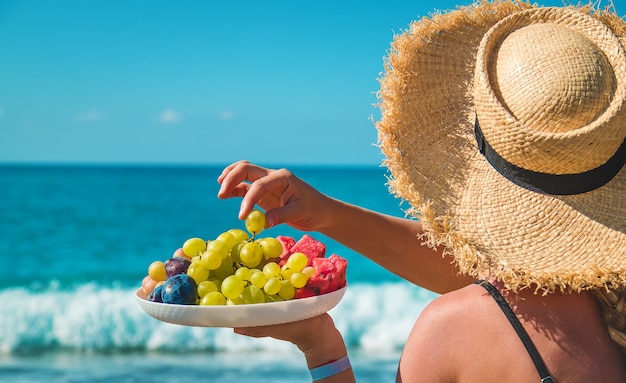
top-left (135, 284), bottom-right (347, 327)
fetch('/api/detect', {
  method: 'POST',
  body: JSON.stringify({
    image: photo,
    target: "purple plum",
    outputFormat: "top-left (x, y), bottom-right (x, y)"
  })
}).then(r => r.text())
top-left (164, 257), bottom-right (191, 278)
top-left (147, 284), bottom-right (164, 303)
top-left (161, 274), bottom-right (197, 305)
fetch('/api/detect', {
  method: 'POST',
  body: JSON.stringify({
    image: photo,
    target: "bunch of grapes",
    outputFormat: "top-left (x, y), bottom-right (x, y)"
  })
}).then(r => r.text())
top-left (141, 209), bottom-right (315, 306)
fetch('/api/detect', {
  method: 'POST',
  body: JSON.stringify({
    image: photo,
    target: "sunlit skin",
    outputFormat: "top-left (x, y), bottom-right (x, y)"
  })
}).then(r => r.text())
top-left (218, 161), bottom-right (626, 383)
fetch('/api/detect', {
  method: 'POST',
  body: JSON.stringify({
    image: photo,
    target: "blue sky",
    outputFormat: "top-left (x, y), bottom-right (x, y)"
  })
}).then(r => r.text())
top-left (1, 0), bottom-right (624, 166)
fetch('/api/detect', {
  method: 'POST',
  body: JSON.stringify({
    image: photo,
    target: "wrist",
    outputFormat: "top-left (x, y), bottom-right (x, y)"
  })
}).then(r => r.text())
top-left (316, 197), bottom-right (352, 234)
top-left (298, 315), bottom-right (348, 369)
top-left (309, 355), bottom-right (351, 381)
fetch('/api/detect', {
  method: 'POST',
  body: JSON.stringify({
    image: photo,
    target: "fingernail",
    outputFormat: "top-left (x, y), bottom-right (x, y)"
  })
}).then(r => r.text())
top-left (266, 216), bottom-right (275, 228)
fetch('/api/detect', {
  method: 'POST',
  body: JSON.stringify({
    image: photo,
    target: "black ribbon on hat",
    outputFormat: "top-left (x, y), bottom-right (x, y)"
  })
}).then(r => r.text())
top-left (474, 117), bottom-right (626, 195)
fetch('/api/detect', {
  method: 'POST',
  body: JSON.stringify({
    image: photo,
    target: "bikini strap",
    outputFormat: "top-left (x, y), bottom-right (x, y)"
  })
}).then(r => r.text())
top-left (475, 280), bottom-right (555, 383)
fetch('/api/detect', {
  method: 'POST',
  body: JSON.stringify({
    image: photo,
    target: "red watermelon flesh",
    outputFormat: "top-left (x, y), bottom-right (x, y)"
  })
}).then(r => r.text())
top-left (274, 235), bottom-right (296, 264)
top-left (294, 253), bottom-right (347, 298)
top-left (294, 285), bottom-right (317, 299)
top-left (287, 234), bottom-right (326, 267)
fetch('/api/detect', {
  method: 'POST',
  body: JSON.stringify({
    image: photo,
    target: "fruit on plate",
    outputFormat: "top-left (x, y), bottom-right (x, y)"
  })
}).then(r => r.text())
top-left (161, 274), bottom-right (198, 305)
top-left (164, 257), bottom-right (191, 278)
top-left (279, 234), bottom-right (325, 266)
top-left (294, 254), bottom-right (348, 298)
top-left (147, 284), bottom-right (164, 303)
top-left (140, 209), bottom-right (347, 306)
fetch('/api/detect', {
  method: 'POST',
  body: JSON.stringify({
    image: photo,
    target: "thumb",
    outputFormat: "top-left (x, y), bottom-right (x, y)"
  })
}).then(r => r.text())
top-left (265, 202), bottom-right (312, 232)
top-left (264, 207), bottom-right (287, 229)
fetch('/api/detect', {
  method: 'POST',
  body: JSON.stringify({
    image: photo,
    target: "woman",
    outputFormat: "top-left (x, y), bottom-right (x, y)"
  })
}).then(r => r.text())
top-left (217, 1), bottom-right (626, 381)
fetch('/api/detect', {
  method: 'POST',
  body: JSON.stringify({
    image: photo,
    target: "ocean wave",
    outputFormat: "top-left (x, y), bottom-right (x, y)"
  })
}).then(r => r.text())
top-left (0, 282), bottom-right (437, 355)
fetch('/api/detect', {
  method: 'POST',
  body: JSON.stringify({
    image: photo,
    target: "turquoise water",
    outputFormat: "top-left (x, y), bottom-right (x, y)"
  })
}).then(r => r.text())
top-left (0, 165), bottom-right (438, 382)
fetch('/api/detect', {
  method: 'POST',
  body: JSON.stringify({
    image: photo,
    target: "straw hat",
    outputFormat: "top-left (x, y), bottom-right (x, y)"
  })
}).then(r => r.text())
top-left (376, 0), bottom-right (626, 292)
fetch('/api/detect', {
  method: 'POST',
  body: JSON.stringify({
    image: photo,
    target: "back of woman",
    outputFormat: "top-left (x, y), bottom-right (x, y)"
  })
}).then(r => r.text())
top-left (222, 1), bottom-right (626, 381)
top-left (378, 1), bottom-right (626, 381)
top-left (399, 283), bottom-right (626, 382)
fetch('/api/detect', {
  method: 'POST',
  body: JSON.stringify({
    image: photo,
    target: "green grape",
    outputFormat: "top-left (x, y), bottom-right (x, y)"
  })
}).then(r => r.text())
top-left (200, 250), bottom-right (223, 270)
top-left (250, 269), bottom-right (268, 289)
top-left (257, 237), bottom-right (283, 259)
top-left (302, 266), bottom-right (316, 278)
top-left (199, 291), bottom-right (227, 306)
top-left (239, 241), bottom-right (263, 268)
top-left (278, 280), bottom-right (295, 300)
top-left (212, 255), bottom-right (235, 280)
top-left (221, 275), bottom-right (245, 300)
top-left (207, 239), bottom-right (229, 260)
top-left (208, 277), bottom-right (223, 291)
top-left (286, 252), bottom-right (308, 272)
top-left (148, 261), bottom-right (167, 282)
top-left (245, 209), bottom-right (266, 235)
top-left (216, 231), bottom-right (237, 252)
top-left (262, 262), bottom-right (281, 278)
top-left (290, 272), bottom-right (309, 288)
top-left (264, 293), bottom-right (285, 302)
top-left (230, 240), bottom-right (245, 263)
top-left (263, 276), bottom-right (282, 295)
top-left (187, 262), bottom-right (210, 284)
top-left (182, 237), bottom-right (207, 258)
top-left (197, 280), bottom-right (219, 297)
top-left (235, 266), bottom-right (252, 281)
top-left (227, 296), bottom-right (244, 305)
top-left (228, 228), bottom-right (249, 243)
top-left (281, 264), bottom-right (295, 280)
top-left (242, 285), bottom-right (265, 304)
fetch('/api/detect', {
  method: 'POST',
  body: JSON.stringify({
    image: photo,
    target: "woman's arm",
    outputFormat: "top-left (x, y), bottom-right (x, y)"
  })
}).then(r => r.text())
top-left (235, 314), bottom-right (356, 383)
top-left (317, 197), bottom-right (473, 293)
top-left (218, 161), bottom-right (473, 293)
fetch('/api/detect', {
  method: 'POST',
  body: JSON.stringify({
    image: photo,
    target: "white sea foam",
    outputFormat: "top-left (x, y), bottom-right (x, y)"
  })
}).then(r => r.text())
top-left (0, 282), bottom-right (437, 354)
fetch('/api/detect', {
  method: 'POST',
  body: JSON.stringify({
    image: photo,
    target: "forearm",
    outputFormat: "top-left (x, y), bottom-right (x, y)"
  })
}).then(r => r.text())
top-left (318, 198), bottom-right (473, 294)
top-left (299, 315), bottom-right (356, 383)
top-left (217, 161), bottom-right (472, 293)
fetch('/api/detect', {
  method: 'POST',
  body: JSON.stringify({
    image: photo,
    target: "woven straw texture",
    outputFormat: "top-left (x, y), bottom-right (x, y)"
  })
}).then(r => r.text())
top-left (376, 0), bottom-right (626, 293)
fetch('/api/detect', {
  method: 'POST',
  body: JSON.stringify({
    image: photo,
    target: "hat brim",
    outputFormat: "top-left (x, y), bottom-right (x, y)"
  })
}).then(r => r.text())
top-left (377, 1), bottom-right (626, 292)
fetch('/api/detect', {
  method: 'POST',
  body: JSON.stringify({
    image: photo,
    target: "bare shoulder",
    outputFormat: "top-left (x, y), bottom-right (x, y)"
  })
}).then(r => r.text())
top-left (410, 283), bottom-right (484, 331)
top-left (398, 282), bottom-right (626, 383)
top-left (416, 282), bottom-right (491, 326)
top-left (397, 284), bottom-right (487, 382)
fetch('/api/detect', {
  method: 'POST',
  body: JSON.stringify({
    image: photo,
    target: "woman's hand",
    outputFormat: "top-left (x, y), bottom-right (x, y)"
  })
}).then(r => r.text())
top-left (217, 160), bottom-right (334, 232)
top-left (217, 160), bottom-right (472, 293)
top-left (235, 314), bottom-right (349, 370)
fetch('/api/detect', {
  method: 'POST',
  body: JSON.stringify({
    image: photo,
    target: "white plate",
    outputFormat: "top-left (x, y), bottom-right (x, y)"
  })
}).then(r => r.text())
top-left (135, 285), bottom-right (347, 328)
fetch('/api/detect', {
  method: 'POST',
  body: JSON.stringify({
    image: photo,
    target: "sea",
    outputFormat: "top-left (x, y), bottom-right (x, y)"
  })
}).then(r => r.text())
top-left (0, 164), bottom-right (440, 383)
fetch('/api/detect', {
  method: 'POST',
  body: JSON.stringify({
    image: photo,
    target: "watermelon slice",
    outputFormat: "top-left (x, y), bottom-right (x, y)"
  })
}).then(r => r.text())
top-left (286, 234), bottom-right (326, 267)
top-left (295, 253), bottom-right (347, 298)
top-left (274, 235), bottom-right (296, 265)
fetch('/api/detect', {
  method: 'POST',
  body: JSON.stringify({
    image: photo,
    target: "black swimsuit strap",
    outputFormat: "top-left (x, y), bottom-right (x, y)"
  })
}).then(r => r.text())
top-left (475, 280), bottom-right (555, 383)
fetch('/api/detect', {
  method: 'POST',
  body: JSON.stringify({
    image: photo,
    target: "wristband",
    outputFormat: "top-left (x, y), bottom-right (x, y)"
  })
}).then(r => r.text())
top-left (309, 355), bottom-right (351, 381)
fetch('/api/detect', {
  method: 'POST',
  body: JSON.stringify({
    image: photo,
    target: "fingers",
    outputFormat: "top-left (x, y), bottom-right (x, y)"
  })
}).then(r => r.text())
top-left (263, 198), bottom-right (300, 229)
top-left (239, 169), bottom-right (292, 219)
top-left (233, 326), bottom-right (274, 338)
top-left (217, 162), bottom-right (313, 228)
top-left (217, 161), bottom-right (272, 200)
top-left (233, 317), bottom-right (313, 341)
top-left (217, 161), bottom-right (289, 220)
top-left (233, 314), bottom-right (336, 347)
top-left (234, 323), bottom-right (300, 342)
top-left (217, 160), bottom-right (250, 184)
